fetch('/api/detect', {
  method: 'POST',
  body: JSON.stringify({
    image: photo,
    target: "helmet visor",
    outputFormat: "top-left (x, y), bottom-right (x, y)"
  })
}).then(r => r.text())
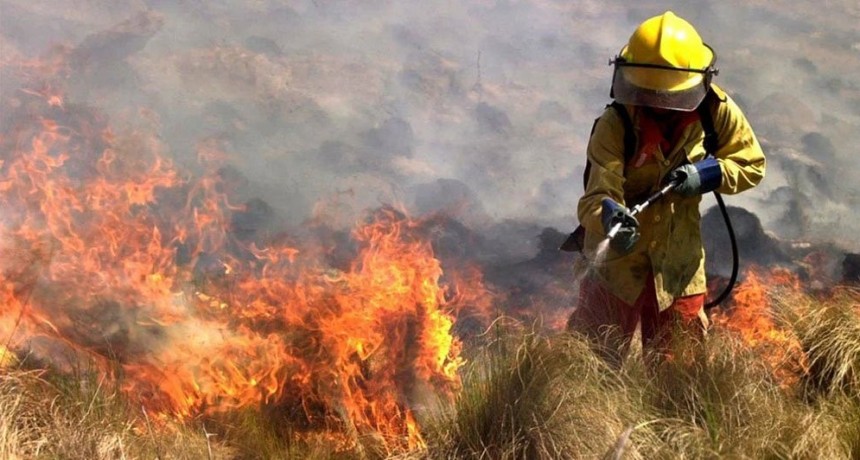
top-left (611, 62), bottom-right (712, 111)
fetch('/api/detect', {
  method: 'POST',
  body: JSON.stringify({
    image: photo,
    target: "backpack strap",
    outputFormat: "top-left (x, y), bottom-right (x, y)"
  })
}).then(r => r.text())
top-left (582, 103), bottom-right (636, 189)
top-left (564, 103), bottom-right (637, 253)
top-left (564, 89), bottom-right (726, 253)
top-left (583, 90), bottom-right (723, 191)
top-left (696, 89), bottom-right (719, 157)
top-left (609, 101), bottom-right (637, 164)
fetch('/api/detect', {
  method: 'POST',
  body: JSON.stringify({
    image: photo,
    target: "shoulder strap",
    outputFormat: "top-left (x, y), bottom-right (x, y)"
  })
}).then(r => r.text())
top-left (582, 103), bottom-right (636, 189)
top-left (581, 91), bottom-right (723, 203)
top-left (696, 89), bottom-right (720, 157)
top-left (608, 102), bottom-right (636, 163)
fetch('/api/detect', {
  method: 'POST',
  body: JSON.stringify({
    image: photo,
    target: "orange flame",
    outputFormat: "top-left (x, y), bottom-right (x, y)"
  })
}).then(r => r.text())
top-left (711, 267), bottom-right (808, 388)
top-left (0, 92), bottom-right (489, 452)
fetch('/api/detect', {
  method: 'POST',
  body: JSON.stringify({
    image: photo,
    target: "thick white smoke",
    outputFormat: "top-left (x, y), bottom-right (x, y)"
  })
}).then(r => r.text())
top-left (2, 0), bottom-right (859, 253)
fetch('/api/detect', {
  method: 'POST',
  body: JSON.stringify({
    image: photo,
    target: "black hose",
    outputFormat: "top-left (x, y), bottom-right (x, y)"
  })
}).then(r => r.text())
top-left (705, 191), bottom-right (738, 310)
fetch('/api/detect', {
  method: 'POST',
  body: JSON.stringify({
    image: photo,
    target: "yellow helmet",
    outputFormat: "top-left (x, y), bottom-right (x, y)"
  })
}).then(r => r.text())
top-left (611, 11), bottom-right (718, 111)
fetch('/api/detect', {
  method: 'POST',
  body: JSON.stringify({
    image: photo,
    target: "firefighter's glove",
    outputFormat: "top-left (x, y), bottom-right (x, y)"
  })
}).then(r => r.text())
top-left (601, 198), bottom-right (639, 254)
top-left (668, 157), bottom-right (722, 197)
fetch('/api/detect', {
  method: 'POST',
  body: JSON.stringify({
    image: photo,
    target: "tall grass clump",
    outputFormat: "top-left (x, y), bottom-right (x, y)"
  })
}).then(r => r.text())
top-left (0, 363), bottom-right (224, 459)
top-left (0, 359), bottom-right (398, 459)
top-left (211, 407), bottom-right (374, 460)
top-left (638, 328), bottom-right (847, 459)
top-left (774, 286), bottom-right (860, 456)
top-left (423, 311), bottom-right (857, 459)
top-left (0, 359), bottom-right (411, 459)
top-left (423, 323), bottom-right (655, 460)
top-left (776, 287), bottom-right (860, 398)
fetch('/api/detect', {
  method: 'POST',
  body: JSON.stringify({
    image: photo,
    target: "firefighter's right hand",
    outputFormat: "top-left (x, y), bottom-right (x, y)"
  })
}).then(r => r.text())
top-left (601, 198), bottom-right (639, 254)
top-left (667, 158), bottom-right (722, 196)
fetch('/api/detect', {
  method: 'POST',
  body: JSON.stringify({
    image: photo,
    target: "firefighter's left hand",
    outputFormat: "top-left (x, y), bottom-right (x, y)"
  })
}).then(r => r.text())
top-left (668, 158), bottom-right (723, 196)
top-left (601, 198), bottom-right (639, 254)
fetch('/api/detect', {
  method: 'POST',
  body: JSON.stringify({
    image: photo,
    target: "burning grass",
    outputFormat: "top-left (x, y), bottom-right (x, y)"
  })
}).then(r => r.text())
top-left (3, 45), bottom-right (860, 459)
top-left (2, 269), bottom-right (860, 458)
top-left (0, 366), bottom-right (220, 459)
top-left (0, 109), bottom-right (857, 457)
top-left (0, 93), bottom-right (480, 454)
top-left (420, 270), bottom-right (860, 460)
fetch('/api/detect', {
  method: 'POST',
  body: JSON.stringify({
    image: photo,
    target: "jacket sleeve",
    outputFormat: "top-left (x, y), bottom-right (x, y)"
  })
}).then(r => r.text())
top-left (713, 94), bottom-right (766, 194)
top-left (577, 108), bottom-right (627, 234)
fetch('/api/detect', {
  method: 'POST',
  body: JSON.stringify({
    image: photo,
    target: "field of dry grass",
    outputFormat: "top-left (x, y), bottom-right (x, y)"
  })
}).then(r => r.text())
top-left (1, 1), bottom-right (859, 459)
top-left (2, 281), bottom-right (858, 459)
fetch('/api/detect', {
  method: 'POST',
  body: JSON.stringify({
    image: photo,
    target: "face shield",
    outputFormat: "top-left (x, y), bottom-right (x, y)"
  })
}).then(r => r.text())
top-left (610, 47), bottom-right (718, 112)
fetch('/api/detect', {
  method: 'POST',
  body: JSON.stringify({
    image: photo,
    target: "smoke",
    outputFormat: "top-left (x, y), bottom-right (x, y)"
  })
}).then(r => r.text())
top-left (2, 0), bottom-right (859, 249)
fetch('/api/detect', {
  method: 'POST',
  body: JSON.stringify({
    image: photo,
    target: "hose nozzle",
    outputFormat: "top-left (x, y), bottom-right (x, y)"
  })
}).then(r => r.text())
top-left (605, 221), bottom-right (623, 240)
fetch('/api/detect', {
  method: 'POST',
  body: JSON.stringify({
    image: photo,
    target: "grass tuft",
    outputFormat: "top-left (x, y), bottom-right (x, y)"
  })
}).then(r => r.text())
top-left (777, 287), bottom-right (860, 398)
top-left (0, 364), bottom-right (226, 459)
top-left (424, 324), bottom-right (648, 459)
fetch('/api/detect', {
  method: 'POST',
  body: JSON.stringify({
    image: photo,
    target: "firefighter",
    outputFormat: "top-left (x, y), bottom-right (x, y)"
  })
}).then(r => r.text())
top-left (567, 11), bottom-right (766, 367)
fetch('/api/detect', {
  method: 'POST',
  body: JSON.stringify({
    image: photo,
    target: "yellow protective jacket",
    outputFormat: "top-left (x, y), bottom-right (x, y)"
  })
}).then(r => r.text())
top-left (576, 85), bottom-right (766, 311)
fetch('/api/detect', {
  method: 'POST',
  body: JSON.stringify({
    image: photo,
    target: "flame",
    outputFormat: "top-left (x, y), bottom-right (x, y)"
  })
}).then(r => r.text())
top-left (711, 267), bottom-right (808, 388)
top-left (0, 89), bottom-right (488, 452)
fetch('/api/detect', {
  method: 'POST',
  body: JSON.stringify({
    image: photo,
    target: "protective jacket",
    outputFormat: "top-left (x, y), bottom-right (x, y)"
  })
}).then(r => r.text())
top-left (576, 84), bottom-right (765, 311)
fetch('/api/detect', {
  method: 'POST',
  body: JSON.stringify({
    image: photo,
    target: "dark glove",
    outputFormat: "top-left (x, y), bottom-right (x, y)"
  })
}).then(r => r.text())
top-left (667, 157), bottom-right (722, 196)
top-left (601, 198), bottom-right (639, 254)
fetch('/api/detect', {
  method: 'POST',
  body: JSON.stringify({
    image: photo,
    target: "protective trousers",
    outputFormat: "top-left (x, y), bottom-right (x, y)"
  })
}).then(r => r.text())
top-left (567, 273), bottom-right (707, 368)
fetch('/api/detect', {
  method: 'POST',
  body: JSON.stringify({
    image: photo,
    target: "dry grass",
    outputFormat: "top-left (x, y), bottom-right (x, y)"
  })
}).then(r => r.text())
top-left (2, 287), bottom-right (860, 459)
top-left (0, 365), bottom-right (225, 459)
top-left (0, 361), bottom-right (404, 459)
top-left (639, 332), bottom-right (843, 459)
top-left (422, 286), bottom-right (860, 460)
top-left (776, 287), bottom-right (860, 398)
top-left (422, 324), bottom-right (646, 459)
